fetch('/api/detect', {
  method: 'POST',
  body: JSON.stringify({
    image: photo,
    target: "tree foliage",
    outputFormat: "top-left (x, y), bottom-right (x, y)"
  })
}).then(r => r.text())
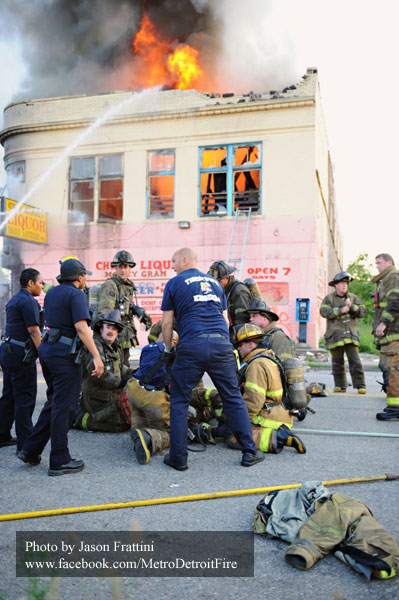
top-left (346, 253), bottom-right (375, 322)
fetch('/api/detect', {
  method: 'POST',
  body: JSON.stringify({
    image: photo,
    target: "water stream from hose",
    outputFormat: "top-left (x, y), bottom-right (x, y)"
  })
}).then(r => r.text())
top-left (0, 86), bottom-right (160, 232)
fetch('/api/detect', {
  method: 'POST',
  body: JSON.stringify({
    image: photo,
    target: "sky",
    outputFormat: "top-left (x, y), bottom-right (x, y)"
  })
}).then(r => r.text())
top-left (0, 0), bottom-right (398, 269)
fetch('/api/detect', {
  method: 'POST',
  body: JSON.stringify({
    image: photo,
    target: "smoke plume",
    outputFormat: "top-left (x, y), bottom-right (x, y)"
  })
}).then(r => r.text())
top-left (0, 0), bottom-right (299, 100)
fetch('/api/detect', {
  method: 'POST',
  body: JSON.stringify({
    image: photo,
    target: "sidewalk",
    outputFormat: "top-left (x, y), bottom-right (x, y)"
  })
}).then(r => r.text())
top-left (296, 347), bottom-right (380, 371)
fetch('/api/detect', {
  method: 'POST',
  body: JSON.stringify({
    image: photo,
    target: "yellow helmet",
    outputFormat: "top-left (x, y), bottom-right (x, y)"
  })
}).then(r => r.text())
top-left (59, 254), bottom-right (79, 264)
top-left (235, 323), bottom-right (264, 346)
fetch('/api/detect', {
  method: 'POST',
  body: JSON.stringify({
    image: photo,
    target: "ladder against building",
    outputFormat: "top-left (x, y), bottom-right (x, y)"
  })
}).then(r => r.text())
top-left (226, 208), bottom-right (252, 281)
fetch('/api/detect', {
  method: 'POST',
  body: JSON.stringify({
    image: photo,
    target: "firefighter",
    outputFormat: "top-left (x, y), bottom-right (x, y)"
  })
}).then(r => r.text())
top-left (208, 260), bottom-right (252, 341)
top-left (245, 298), bottom-right (295, 360)
top-left (96, 250), bottom-right (152, 366)
top-left (233, 323), bottom-right (306, 454)
top-left (73, 310), bottom-right (133, 432)
top-left (320, 272), bottom-right (366, 394)
top-left (372, 254), bottom-right (399, 420)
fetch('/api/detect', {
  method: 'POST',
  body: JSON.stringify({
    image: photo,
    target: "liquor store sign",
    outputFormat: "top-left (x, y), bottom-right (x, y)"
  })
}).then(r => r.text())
top-left (0, 197), bottom-right (47, 244)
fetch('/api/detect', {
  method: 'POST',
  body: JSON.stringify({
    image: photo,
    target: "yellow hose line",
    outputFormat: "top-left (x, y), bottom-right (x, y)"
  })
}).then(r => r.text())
top-left (1, 474), bottom-right (397, 522)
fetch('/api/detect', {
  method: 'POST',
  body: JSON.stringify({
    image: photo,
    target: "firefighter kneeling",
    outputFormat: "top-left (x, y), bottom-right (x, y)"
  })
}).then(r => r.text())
top-left (234, 324), bottom-right (306, 454)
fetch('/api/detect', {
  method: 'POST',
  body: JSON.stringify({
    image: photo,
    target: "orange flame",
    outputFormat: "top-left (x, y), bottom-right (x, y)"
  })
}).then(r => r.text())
top-left (132, 11), bottom-right (203, 90)
top-left (168, 46), bottom-right (202, 90)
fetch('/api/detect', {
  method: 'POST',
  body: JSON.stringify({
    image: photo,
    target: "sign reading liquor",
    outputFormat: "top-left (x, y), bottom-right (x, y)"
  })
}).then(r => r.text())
top-left (0, 197), bottom-right (47, 244)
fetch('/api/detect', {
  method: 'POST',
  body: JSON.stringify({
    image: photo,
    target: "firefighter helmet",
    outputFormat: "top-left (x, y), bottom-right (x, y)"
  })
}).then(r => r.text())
top-left (94, 310), bottom-right (124, 332)
top-left (208, 261), bottom-right (236, 281)
top-left (56, 258), bottom-right (92, 282)
top-left (111, 250), bottom-right (136, 268)
top-left (235, 323), bottom-right (264, 346)
top-left (59, 254), bottom-right (79, 264)
top-left (246, 298), bottom-right (279, 322)
top-left (306, 382), bottom-right (328, 397)
top-left (328, 271), bottom-right (353, 286)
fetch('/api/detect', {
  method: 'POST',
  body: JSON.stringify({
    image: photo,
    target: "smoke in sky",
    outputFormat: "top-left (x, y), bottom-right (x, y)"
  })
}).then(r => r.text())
top-left (0, 0), bottom-right (299, 100)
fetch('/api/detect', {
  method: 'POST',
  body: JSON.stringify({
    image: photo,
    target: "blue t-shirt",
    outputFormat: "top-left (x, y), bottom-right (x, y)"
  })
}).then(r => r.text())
top-left (5, 288), bottom-right (40, 342)
top-left (44, 281), bottom-right (90, 338)
top-left (161, 268), bottom-right (228, 343)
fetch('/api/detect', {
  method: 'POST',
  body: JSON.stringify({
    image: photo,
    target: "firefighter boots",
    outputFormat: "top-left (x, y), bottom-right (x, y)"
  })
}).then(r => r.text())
top-left (130, 429), bottom-right (151, 464)
top-left (376, 408), bottom-right (399, 420)
top-left (276, 424), bottom-right (306, 454)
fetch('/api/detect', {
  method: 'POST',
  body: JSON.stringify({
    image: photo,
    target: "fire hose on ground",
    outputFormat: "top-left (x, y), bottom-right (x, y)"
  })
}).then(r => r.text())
top-left (0, 474), bottom-right (397, 522)
top-left (292, 429), bottom-right (399, 438)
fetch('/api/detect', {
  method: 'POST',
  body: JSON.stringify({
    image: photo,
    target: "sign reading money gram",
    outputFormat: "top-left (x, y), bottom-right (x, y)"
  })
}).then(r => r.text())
top-left (1, 197), bottom-right (47, 244)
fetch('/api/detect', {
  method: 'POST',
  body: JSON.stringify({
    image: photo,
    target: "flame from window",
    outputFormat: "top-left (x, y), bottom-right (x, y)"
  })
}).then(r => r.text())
top-left (132, 11), bottom-right (203, 90)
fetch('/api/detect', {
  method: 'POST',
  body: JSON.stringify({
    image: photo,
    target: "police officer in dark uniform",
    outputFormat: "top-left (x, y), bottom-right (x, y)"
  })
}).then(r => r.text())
top-left (17, 259), bottom-right (104, 476)
top-left (0, 268), bottom-right (43, 450)
top-left (161, 247), bottom-right (264, 470)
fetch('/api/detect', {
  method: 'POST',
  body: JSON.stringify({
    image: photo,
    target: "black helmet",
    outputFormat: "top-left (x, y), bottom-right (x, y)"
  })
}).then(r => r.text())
top-left (208, 261), bottom-right (236, 280)
top-left (328, 271), bottom-right (353, 286)
top-left (111, 250), bottom-right (136, 268)
top-left (56, 258), bottom-right (92, 282)
top-left (95, 309), bottom-right (124, 332)
top-left (246, 298), bottom-right (279, 322)
top-left (235, 323), bottom-right (265, 347)
top-left (306, 382), bottom-right (328, 397)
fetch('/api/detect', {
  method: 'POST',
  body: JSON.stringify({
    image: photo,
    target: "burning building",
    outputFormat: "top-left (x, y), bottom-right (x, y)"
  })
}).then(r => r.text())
top-left (0, 10), bottom-right (342, 346)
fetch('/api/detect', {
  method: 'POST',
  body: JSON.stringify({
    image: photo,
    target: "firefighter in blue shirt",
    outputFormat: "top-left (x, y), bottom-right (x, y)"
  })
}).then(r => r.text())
top-left (0, 268), bottom-right (43, 451)
top-left (161, 247), bottom-right (264, 470)
top-left (17, 259), bottom-right (104, 476)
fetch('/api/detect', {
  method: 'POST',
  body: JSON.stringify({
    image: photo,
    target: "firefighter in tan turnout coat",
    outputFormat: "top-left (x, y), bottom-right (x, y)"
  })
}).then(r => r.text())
top-left (320, 271), bottom-right (366, 394)
top-left (372, 253), bottom-right (399, 420)
top-left (234, 324), bottom-right (306, 454)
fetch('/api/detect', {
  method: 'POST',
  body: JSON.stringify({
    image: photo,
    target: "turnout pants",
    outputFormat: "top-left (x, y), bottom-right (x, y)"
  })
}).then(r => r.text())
top-left (380, 341), bottom-right (399, 408)
top-left (169, 335), bottom-right (256, 467)
top-left (330, 344), bottom-right (365, 389)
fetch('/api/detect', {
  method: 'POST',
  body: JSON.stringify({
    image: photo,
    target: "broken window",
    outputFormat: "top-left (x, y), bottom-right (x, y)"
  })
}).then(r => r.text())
top-left (147, 150), bottom-right (175, 218)
top-left (69, 155), bottom-right (123, 223)
top-left (199, 144), bottom-right (261, 217)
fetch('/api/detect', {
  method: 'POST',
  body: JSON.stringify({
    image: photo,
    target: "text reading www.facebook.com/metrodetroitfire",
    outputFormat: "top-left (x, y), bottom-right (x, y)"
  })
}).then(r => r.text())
top-left (16, 531), bottom-right (254, 577)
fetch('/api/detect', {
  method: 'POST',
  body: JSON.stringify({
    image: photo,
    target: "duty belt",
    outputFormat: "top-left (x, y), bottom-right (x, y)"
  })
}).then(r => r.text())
top-left (1, 336), bottom-right (28, 348)
top-left (197, 333), bottom-right (225, 338)
top-left (58, 336), bottom-right (73, 346)
top-left (42, 333), bottom-right (73, 346)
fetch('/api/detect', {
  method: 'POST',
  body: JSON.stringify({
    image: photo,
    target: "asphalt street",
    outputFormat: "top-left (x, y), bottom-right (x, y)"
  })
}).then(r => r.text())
top-left (0, 365), bottom-right (398, 600)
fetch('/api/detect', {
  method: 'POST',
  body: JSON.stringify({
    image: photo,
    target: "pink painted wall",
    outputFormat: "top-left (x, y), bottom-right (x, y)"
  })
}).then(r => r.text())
top-left (12, 214), bottom-right (322, 347)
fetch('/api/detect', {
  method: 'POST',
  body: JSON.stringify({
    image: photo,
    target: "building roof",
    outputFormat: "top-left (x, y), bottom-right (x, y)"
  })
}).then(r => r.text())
top-left (1, 68), bottom-right (319, 143)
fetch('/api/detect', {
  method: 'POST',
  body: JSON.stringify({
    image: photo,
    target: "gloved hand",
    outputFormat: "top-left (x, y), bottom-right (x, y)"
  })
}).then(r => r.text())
top-left (119, 373), bottom-right (135, 389)
top-left (163, 346), bottom-right (176, 369)
top-left (131, 305), bottom-right (152, 330)
top-left (141, 312), bottom-right (153, 331)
